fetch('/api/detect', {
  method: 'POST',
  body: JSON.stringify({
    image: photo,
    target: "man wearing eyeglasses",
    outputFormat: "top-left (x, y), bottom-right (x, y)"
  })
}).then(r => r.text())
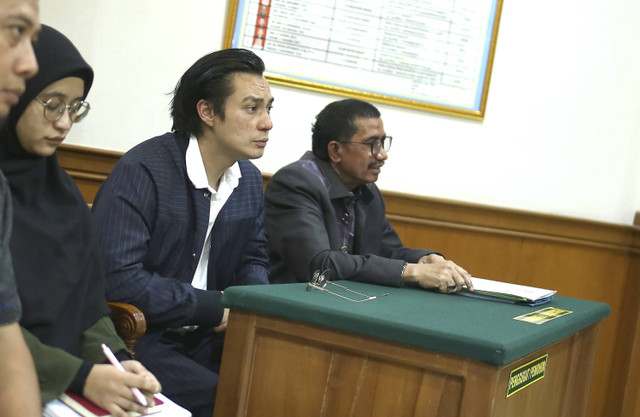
top-left (265, 99), bottom-right (473, 293)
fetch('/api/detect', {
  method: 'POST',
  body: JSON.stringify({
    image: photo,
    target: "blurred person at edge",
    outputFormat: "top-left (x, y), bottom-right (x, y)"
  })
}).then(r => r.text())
top-left (0, 0), bottom-right (40, 416)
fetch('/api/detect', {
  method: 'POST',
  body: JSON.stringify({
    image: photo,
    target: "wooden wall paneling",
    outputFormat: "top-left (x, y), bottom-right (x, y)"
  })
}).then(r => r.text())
top-left (618, 214), bottom-right (640, 417)
top-left (390, 218), bottom-right (526, 280)
top-left (383, 191), bottom-right (630, 246)
top-left (57, 143), bottom-right (122, 203)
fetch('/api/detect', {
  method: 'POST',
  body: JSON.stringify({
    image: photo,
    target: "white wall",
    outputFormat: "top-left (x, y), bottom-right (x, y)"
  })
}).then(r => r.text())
top-left (41, 1), bottom-right (640, 225)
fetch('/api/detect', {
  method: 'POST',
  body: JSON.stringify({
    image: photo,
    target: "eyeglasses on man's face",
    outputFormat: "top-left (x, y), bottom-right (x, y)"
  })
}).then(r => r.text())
top-left (340, 135), bottom-right (392, 156)
top-left (35, 97), bottom-right (91, 123)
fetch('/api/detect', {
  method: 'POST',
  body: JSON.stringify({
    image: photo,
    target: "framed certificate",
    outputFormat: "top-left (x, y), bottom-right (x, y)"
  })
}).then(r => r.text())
top-left (224, 0), bottom-right (504, 119)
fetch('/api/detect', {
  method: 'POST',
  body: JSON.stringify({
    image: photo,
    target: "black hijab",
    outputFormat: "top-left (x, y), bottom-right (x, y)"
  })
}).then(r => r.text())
top-left (0, 25), bottom-right (108, 355)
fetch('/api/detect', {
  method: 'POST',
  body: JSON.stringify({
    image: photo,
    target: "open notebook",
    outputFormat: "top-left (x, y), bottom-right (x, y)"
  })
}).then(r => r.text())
top-left (459, 277), bottom-right (556, 306)
top-left (43, 393), bottom-right (191, 417)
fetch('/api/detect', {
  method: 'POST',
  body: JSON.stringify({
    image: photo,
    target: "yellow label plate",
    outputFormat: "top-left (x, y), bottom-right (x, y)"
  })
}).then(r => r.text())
top-left (506, 354), bottom-right (548, 397)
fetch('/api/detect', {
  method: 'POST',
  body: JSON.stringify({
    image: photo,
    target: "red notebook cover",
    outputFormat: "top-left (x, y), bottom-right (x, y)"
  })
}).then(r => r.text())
top-left (60, 392), bottom-right (163, 417)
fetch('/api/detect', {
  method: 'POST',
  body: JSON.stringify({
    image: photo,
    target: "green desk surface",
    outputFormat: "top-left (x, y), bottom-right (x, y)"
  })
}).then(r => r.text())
top-left (222, 282), bottom-right (609, 366)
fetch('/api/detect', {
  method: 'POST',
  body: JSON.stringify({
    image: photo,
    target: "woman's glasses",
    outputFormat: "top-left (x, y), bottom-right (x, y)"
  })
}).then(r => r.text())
top-left (35, 97), bottom-right (91, 123)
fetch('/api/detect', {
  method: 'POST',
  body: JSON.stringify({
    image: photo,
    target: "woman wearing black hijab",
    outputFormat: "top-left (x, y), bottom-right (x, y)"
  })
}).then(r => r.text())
top-left (0, 25), bottom-right (160, 416)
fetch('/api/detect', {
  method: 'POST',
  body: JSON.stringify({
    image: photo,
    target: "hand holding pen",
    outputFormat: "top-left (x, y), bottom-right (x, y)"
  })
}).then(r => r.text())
top-left (81, 345), bottom-right (161, 416)
top-left (101, 344), bottom-right (149, 406)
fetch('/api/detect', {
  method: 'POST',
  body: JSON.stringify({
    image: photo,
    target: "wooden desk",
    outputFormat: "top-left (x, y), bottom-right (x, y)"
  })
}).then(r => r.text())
top-left (215, 282), bottom-right (609, 417)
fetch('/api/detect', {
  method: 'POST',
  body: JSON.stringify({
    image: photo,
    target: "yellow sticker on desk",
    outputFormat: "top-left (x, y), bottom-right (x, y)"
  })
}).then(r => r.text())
top-left (514, 307), bottom-right (573, 324)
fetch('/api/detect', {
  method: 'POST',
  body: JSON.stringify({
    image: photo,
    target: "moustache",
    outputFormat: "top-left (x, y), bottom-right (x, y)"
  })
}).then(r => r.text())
top-left (368, 162), bottom-right (384, 169)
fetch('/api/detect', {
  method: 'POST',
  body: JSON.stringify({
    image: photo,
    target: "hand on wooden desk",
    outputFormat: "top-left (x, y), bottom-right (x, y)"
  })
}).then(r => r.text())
top-left (402, 255), bottom-right (473, 293)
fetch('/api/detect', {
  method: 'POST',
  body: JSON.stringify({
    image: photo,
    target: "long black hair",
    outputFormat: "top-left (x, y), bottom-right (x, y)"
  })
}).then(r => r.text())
top-left (170, 48), bottom-right (265, 137)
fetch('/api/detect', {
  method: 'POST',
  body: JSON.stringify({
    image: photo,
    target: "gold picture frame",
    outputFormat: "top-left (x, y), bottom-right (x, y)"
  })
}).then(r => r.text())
top-left (224, 0), bottom-right (504, 120)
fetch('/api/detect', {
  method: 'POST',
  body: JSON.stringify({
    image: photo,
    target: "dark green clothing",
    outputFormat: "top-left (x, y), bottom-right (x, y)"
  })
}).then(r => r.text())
top-left (22, 315), bottom-right (128, 403)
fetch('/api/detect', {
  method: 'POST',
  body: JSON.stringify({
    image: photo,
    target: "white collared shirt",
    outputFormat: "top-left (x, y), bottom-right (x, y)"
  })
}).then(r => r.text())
top-left (186, 135), bottom-right (241, 290)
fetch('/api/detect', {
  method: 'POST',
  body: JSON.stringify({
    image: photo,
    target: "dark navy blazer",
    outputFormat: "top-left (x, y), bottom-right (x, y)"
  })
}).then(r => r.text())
top-left (265, 153), bottom-right (435, 286)
top-left (92, 132), bottom-right (269, 333)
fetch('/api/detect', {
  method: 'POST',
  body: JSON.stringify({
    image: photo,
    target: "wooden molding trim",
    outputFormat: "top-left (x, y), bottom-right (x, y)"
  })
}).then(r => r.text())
top-left (58, 142), bottom-right (122, 175)
top-left (383, 190), bottom-right (633, 251)
top-left (387, 213), bottom-right (631, 253)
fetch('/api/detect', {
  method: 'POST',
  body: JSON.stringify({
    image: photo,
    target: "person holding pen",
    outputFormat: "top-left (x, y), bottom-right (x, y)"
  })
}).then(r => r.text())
top-left (0, 25), bottom-right (160, 416)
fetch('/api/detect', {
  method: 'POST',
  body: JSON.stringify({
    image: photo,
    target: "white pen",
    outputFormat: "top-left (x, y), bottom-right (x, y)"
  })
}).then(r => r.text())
top-left (100, 343), bottom-right (148, 407)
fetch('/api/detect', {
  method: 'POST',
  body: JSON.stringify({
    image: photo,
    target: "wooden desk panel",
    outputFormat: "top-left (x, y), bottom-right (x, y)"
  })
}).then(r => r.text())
top-left (215, 310), bottom-right (600, 417)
